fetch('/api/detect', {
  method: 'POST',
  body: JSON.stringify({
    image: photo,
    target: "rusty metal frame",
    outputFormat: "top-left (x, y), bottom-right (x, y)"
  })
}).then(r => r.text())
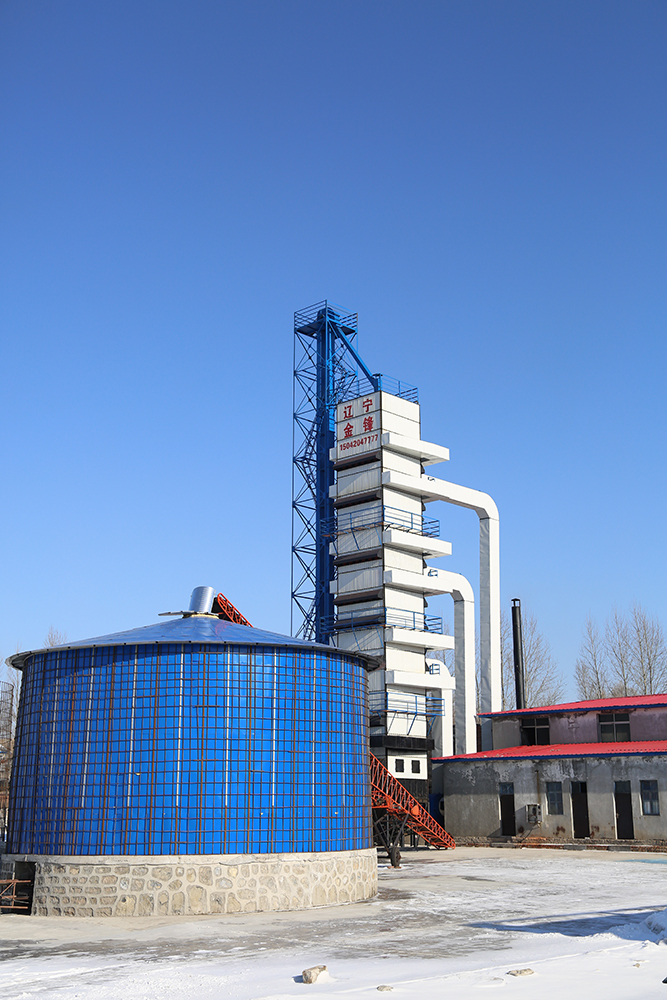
top-left (0, 879), bottom-right (32, 912)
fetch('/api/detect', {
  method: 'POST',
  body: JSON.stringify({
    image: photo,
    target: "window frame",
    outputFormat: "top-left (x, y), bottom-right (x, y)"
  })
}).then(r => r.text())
top-left (520, 716), bottom-right (550, 746)
top-left (546, 781), bottom-right (563, 815)
top-left (598, 712), bottom-right (631, 743)
top-left (640, 779), bottom-right (660, 816)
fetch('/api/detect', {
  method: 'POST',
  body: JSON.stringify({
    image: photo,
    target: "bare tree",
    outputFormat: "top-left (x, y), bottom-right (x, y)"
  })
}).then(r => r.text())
top-left (605, 608), bottom-right (635, 696)
top-left (522, 609), bottom-right (566, 707)
top-left (575, 605), bottom-right (667, 700)
top-left (575, 617), bottom-right (610, 699)
top-left (628, 603), bottom-right (667, 695)
top-left (44, 626), bottom-right (68, 647)
top-left (499, 607), bottom-right (565, 710)
top-left (500, 609), bottom-right (514, 709)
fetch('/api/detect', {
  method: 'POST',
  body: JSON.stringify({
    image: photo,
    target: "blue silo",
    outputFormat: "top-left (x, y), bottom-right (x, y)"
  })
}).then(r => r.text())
top-left (5, 594), bottom-right (376, 917)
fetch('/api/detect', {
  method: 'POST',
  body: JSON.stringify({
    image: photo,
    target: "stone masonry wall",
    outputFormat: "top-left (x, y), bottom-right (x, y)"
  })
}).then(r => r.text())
top-left (3, 848), bottom-right (377, 917)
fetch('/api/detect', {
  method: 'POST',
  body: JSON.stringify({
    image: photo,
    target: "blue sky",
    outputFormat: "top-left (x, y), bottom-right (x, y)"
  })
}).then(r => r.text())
top-left (1, 0), bottom-right (665, 694)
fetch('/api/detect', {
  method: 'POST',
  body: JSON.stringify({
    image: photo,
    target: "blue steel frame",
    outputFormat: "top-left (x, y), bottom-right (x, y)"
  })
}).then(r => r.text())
top-left (291, 302), bottom-right (419, 644)
top-left (291, 302), bottom-right (378, 644)
top-left (291, 299), bottom-right (419, 643)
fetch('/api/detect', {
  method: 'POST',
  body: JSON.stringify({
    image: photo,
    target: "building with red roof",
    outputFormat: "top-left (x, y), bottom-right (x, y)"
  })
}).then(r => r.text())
top-left (478, 693), bottom-right (667, 751)
top-left (431, 694), bottom-right (667, 846)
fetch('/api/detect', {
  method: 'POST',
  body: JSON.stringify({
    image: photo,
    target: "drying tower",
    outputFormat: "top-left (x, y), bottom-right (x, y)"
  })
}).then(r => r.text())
top-left (291, 301), bottom-right (502, 789)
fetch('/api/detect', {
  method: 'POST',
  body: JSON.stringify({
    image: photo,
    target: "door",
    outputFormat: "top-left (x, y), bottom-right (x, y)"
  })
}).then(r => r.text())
top-left (571, 781), bottom-right (590, 838)
top-left (614, 781), bottom-right (635, 840)
top-left (499, 782), bottom-right (516, 836)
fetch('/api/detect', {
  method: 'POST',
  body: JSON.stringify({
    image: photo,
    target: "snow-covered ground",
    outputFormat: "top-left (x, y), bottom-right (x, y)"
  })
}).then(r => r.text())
top-left (1, 847), bottom-right (667, 999)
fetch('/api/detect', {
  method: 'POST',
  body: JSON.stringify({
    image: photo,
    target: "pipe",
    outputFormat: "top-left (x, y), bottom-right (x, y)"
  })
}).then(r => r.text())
top-left (511, 598), bottom-right (525, 710)
top-left (381, 470), bottom-right (501, 749)
top-left (424, 569), bottom-right (476, 756)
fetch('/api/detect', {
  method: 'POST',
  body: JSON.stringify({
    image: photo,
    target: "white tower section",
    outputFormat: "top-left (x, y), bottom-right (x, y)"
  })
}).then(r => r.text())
top-left (327, 391), bottom-right (500, 758)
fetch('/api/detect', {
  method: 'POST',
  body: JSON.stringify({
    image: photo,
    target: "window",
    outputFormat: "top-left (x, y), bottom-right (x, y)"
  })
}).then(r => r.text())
top-left (499, 782), bottom-right (514, 796)
top-left (394, 758), bottom-right (405, 773)
top-left (599, 712), bottom-right (631, 742)
top-left (520, 717), bottom-right (550, 746)
top-left (411, 760), bottom-right (421, 774)
top-left (546, 781), bottom-right (563, 814)
top-left (641, 780), bottom-right (660, 815)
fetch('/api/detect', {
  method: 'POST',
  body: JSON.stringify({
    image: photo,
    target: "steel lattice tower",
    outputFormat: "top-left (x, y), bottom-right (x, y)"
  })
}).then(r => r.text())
top-left (291, 301), bottom-right (378, 643)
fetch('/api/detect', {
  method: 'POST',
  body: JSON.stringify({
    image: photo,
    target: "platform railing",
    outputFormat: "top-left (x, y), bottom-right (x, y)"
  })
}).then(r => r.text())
top-left (369, 691), bottom-right (446, 716)
top-left (338, 374), bottom-right (418, 404)
top-left (322, 506), bottom-right (440, 540)
top-left (323, 609), bottom-right (443, 634)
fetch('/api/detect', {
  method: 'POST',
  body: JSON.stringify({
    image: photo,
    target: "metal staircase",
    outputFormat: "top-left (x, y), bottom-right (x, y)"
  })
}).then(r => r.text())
top-left (213, 592), bottom-right (253, 627)
top-left (370, 753), bottom-right (455, 865)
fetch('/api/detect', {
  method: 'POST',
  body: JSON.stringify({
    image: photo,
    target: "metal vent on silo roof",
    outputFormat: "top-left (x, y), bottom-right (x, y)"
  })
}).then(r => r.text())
top-left (188, 586), bottom-right (215, 614)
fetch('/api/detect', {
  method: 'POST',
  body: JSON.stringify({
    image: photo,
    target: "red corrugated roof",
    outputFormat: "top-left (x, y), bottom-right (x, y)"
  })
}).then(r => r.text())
top-left (434, 740), bottom-right (667, 762)
top-left (478, 693), bottom-right (667, 718)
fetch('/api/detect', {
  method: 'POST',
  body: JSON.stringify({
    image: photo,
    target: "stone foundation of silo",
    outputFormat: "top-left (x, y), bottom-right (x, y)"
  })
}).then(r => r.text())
top-left (2, 847), bottom-right (377, 917)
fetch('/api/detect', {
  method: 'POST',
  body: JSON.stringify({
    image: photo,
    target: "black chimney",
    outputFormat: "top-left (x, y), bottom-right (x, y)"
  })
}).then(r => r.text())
top-left (511, 598), bottom-right (526, 710)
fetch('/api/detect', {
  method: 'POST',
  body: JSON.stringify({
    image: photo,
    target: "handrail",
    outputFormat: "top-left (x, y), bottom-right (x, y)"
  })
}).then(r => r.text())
top-left (323, 609), bottom-right (443, 634)
top-left (337, 373), bottom-right (418, 404)
top-left (322, 506), bottom-right (440, 539)
top-left (369, 754), bottom-right (455, 850)
top-left (369, 692), bottom-right (446, 714)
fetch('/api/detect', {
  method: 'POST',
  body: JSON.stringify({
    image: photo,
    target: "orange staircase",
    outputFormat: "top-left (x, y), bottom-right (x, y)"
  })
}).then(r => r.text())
top-left (214, 592), bottom-right (253, 627)
top-left (370, 753), bottom-right (455, 854)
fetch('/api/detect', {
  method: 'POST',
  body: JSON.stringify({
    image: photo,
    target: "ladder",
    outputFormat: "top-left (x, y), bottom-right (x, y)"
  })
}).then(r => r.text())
top-left (214, 592), bottom-right (253, 627)
top-left (370, 753), bottom-right (455, 865)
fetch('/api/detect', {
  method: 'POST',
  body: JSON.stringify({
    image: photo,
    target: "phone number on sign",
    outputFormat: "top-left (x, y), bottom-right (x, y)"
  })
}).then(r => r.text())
top-left (339, 434), bottom-right (379, 452)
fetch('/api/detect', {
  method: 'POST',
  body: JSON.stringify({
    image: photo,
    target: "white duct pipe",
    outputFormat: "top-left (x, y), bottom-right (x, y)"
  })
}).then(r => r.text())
top-left (424, 480), bottom-right (500, 751)
top-left (381, 470), bottom-right (501, 750)
top-left (432, 570), bottom-right (476, 755)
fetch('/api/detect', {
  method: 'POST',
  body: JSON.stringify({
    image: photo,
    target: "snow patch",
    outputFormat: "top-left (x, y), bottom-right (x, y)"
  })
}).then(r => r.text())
top-left (645, 907), bottom-right (667, 943)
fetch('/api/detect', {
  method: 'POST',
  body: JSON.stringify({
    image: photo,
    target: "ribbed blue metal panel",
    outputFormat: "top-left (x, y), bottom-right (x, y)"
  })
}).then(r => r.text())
top-left (9, 641), bottom-right (371, 855)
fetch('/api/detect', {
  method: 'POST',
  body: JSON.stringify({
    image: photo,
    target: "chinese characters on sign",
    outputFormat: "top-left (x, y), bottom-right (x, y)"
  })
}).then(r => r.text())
top-left (336, 393), bottom-right (380, 460)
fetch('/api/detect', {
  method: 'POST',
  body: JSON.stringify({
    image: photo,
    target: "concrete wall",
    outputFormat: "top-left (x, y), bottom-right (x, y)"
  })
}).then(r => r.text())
top-left (550, 714), bottom-right (598, 744)
top-left (492, 707), bottom-right (667, 749)
top-left (628, 708), bottom-right (667, 741)
top-left (435, 755), bottom-right (667, 842)
top-left (492, 718), bottom-right (521, 749)
top-left (3, 848), bottom-right (377, 918)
